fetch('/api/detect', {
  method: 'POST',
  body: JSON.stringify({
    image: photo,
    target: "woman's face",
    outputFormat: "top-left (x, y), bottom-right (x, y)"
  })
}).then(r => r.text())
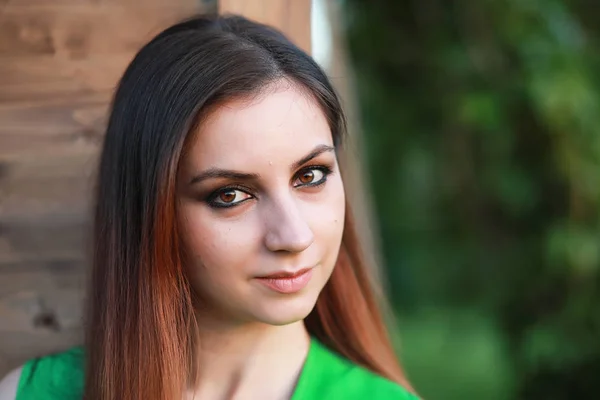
top-left (177, 82), bottom-right (346, 327)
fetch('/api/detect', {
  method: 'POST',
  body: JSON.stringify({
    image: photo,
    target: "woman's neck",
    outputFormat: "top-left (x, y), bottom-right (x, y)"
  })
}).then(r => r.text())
top-left (186, 319), bottom-right (310, 400)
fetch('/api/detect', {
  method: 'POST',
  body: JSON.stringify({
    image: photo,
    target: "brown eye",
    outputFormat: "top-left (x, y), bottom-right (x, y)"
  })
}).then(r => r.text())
top-left (294, 167), bottom-right (328, 187)
top-left (208, 188), bottom-right (253, 208)
top-left (219, 190), bottom-right (236, 203)
top-left (299, 170), bottom-right (315, 184)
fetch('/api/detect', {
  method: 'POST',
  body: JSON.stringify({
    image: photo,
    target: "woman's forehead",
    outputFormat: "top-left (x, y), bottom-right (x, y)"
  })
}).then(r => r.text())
top-left (184, 85), bottom-right (333, 171)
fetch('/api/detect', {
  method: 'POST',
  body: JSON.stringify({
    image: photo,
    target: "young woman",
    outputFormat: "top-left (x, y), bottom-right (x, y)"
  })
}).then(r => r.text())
top-left (0, 14), bottom-right (418, 400)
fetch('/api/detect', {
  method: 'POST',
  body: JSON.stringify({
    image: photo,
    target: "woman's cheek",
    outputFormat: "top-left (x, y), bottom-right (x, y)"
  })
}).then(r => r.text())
top-left (188, 216), bottom-right (260, 275)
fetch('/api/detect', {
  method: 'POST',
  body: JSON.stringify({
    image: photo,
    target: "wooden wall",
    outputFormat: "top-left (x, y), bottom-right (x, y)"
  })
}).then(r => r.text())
top-left (0, 0), bottom-right (208, 377)
top-left (219, 0), bottom-right (311, 53)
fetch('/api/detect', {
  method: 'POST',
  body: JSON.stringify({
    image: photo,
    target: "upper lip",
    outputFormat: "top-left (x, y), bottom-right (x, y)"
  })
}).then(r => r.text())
top-left (257, 267), bottom-right (313, 279)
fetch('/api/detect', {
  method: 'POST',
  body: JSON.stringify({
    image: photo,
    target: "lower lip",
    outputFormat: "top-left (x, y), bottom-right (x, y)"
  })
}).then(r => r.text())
top-left (255, 269), bottom-right (314, 294)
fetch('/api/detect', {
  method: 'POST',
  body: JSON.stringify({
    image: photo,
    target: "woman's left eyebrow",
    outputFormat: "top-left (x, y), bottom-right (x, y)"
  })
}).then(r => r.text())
top-left (290, 144), bottom-right (335, 170)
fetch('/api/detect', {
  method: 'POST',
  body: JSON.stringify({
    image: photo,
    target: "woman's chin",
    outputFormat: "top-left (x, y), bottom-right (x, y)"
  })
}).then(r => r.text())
top-left (251, 295), bottom-right (318, 326)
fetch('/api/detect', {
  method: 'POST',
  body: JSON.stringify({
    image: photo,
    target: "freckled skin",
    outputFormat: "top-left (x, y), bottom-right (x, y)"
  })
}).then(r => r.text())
top-left (177, 82), bottom-right (346, 327)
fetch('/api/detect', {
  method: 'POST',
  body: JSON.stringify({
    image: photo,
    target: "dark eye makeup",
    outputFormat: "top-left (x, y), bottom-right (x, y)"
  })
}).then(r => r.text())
top-left (205, 165), bottom-right (334, 209)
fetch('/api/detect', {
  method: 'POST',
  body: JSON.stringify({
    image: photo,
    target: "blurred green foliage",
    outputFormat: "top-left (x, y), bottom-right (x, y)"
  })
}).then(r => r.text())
top-left (341, 0), bottom-right (600, 398)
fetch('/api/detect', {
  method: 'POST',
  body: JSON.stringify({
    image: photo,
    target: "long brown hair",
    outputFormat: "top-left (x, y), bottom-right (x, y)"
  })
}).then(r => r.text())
top-left (85, 14), bottom-right (413, 400)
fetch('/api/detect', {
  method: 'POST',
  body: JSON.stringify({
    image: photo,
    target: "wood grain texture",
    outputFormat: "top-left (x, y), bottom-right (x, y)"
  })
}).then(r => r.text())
top-left (0, 56), bottom-right (131, 103)
top-left (0, 5), bottom-right (199, 57)
top-left (0, 0), bottom-right (207, 377)
top-left (219, 0), bottom-right (311, 53)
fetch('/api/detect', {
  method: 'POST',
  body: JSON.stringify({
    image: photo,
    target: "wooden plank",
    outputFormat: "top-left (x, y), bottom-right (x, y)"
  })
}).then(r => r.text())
top-left (5, 0), bottom-right (94, 5)
top-left (219, 0), bottom-right (311, 53)
top-left (0, 100), bottom-right (108, 138)
top-left (0, 214), bottom-right (89, 264)
top-left (0, 288), bottom-right (85, 330)
top-left (102, 0), bottom-right (202, 5)
top-left (0, 259), bottom-right (86, 283)
top-left (0, 5), bottom-right (201, 57)
top-left (285, 0), bottom-right (312, 54)
top-left (0, 224), bottom-right (90, 263)
top-left (0, 80), bottom-right (99, 104)
top-left (0, 103), bottom-right (108, 156)
top-left (0, 253), bottom-right (87, 273)
top-left (0, 55), bottom-right (133, 98)
top-left (0, 140), bottom-right (98, 174)
top-left (0, 173), bottom-right (95, 217)
top-left (0, 133), bottom-right (102, 160)
top-left (5, 1), bottom-right (204, 10)
top-left (0, 144), bottom-right (97, 228)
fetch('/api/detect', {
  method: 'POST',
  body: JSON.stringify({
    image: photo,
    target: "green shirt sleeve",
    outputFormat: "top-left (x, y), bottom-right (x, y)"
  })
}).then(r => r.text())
top-left (16, 347), bottom-right (84, 400)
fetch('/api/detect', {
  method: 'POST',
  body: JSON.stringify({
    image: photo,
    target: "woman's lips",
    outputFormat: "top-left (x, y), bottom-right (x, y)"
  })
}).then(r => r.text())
top-left (255, 267), bottom-right (314, 294)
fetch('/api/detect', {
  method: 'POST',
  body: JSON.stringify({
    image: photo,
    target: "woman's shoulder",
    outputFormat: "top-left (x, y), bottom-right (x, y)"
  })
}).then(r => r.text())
top-left (341, 363), bottom-right (418, 399)
top-left (295, 338), bottom-right (419, 400)
top-left (5, 347), bottom-right (84, 400)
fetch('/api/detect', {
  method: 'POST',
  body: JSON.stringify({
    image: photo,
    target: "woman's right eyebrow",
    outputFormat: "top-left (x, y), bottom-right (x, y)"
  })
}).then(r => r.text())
top-left (189, 169), bottom-right (261, 185)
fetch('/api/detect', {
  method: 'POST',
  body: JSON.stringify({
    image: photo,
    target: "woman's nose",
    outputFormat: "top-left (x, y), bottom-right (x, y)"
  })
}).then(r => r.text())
top-left (263, 197), bottom-right (314, 253)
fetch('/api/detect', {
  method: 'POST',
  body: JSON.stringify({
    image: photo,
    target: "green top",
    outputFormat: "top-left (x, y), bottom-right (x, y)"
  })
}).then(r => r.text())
top-left (16, 337), bottom-right (418, 399)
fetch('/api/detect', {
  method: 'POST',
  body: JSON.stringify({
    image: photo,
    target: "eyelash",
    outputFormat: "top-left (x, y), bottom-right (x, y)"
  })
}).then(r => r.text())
top-left (205, 165), bottom-right (334, 209)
